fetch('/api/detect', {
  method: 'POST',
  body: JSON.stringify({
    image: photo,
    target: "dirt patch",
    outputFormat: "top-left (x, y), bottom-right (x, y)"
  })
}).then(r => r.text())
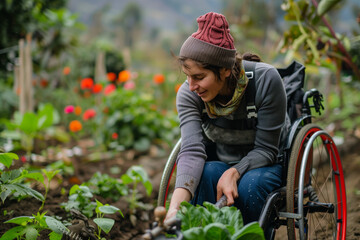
top-left (1, 136), bottom-right (360, 239)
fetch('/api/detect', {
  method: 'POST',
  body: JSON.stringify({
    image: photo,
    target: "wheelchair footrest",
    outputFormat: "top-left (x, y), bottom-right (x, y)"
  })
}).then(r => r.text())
top-left (306, 201), bottom-right (335, 213)
top-left (278, 212), bottom-right (302, 220)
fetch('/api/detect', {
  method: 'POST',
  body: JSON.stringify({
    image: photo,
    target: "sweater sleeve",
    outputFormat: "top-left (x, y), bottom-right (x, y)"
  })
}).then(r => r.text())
top-left (174, 81), bottom-right (207, 197)
top-left (232, 64), bottom-right (287, 176)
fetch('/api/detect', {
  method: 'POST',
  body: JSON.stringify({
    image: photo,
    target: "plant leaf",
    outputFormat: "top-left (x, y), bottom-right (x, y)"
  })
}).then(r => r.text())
top-left (24, 226), bottom-right (39, 240)
top-left (317, 0), bottom-right (341, 16)
top-left (232, 222), bottom-right (265, 240)
top-left (93, 217), bottom-right (115, 234)
top-left (0, 153), bottom-right (18, 169)
top-left (45, 216), bottom-right (69, 235)
top-left (0, 225), bottom-right (26, 240)
top-left (49, 231), bottom-right (63, 240)
top-left (5, 216), bottom-right (32, 225)
top-left (204, 222), bottom-right (231, 240)
top-left (99, 205), bottom-right (120, 214)
top-left (182, 227), bottom-right (205, 240)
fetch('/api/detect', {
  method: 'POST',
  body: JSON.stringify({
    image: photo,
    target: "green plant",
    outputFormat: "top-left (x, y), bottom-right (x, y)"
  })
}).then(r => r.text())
top-left (61, 185), bottom-right (97, 218)
top-left (121, 165), bottom-right (153, 214)
top-left (0, 103), bottom-right (60, 154)
top-left (84, 172), bottom-right (128, 201)
top-left (0, 153), bottom-right (44, 204)
top-left (93, 199), bottom-right (124, 239)
top-left (177, 201), bottom-right (265, 240)
top-left (23, 169), bottom-right (61, 212)
top-left (0, 211), bottom-right (68, 240)
top-left (102, 88), bottom-right (179, 151)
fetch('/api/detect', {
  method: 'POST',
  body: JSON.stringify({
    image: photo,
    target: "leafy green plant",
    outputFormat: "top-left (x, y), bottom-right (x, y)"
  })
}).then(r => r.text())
top-left (84, 172), bottom-right (128, 201)
top-left (0, 103), bottom-right (60, 154)
top-left (0, 152), bottom-right (44, 204)
top-left (177, 201), bottom-right (265, 240)
top-left (102, 88), bottom-right (179, 151)
top-left (23, 169), bottom-right (61, 212)
top-left (121, 165), bottom-right (153, 214)
top-left (0, 211), bottom-right (68, 240)
top-left (93, 200), bottom-right (124, 239)
top-left (61, 185), bottom-right (97, 218)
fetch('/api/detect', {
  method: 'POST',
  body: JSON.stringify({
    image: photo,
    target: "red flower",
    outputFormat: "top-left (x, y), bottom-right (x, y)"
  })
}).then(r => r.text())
top-left (112, 133), bottom-right (118, 140)
top-left (153, 74), bottom-right (165, 84)
top-left (40, 79), bottom-right (49, 88)
top-left (20, 156), bottom-right (27, 163)
top-left (104, 84), bottom-right (116, 95)
top-left (83, 109), bottom-right (96, 121)
top-left (92, 83), bottom-right (103, 94)
top-left (107, 72), bottom-right (117, 82)
top-left (80, 78), bottom-right (94, 89)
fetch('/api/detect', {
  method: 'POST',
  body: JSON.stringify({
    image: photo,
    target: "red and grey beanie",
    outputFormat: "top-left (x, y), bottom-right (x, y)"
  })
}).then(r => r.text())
top-left (179, 12), bottom-right (236, 69)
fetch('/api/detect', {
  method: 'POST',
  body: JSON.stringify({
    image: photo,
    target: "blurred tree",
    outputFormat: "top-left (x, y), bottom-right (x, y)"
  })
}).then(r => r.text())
top-left (113, 2), bottom-right (143, 49)
top-left (0, 0), bottom-right (67, 79)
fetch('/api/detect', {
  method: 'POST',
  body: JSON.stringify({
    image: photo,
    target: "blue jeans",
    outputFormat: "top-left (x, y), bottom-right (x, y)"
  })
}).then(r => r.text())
top-left (191, 161), bottom-right (282, 224)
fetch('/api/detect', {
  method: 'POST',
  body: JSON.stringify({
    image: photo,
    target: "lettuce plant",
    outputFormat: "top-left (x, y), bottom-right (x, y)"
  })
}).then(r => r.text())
top-left (177, 201), bottom-right (265, 240)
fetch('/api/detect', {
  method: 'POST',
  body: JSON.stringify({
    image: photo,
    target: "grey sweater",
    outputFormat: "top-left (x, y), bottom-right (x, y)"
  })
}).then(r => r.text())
top-left (175, 62), bottom-right (287, 197)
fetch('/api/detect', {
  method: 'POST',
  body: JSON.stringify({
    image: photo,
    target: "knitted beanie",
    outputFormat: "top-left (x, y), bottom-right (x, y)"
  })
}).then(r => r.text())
top-left (179, 12), bottom-right (236, 69)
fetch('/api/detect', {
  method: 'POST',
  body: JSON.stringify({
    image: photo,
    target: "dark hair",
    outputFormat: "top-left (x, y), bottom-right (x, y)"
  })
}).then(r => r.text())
top-left (178, 52), bottom-right (262, 91)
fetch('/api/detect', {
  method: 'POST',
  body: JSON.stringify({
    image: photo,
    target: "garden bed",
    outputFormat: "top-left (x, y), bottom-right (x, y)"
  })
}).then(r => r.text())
top-left (1, 135), bottom-right (360, 240)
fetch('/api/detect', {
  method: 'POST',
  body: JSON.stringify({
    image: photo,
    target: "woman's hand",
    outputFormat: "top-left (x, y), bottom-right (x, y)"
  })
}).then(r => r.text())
top-left (165, 188), bottom-right (191, 222)
top-left (216, 167), bottom-right (240, 206)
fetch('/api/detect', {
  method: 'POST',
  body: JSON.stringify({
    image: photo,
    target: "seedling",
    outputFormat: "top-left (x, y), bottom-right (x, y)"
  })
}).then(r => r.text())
top-left (0, 211), bottom-right (68, 240)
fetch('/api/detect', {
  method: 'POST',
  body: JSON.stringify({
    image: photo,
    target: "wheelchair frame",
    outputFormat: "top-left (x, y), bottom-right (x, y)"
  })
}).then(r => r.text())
top-left (157, 88), bottom-right (347, 240)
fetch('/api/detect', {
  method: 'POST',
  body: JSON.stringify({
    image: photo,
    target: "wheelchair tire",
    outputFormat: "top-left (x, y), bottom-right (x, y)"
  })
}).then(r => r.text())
top-left (286, 124), bottom-right (347, 240)
top-left (157, 139), bottom-right (181, 207)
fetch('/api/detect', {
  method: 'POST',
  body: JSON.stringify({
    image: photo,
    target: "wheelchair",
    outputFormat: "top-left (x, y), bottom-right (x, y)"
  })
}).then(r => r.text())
top-left (156, 88), bottom-right (347, 240)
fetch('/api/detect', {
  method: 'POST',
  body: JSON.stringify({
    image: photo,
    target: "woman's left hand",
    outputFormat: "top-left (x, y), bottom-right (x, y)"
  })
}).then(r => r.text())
top-left (216, 168), bottom-right (240, 206)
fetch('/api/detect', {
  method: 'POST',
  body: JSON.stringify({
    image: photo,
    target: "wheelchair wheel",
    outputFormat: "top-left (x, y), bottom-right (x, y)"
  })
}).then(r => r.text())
top-left (157, 139), bottom-right (181, 207)
top-left (286, 124), bottom-right (347, 240)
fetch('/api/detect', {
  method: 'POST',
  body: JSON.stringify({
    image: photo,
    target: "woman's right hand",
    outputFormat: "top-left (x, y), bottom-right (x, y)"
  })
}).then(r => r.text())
top-left (164, 188), bottom-right (191, 222)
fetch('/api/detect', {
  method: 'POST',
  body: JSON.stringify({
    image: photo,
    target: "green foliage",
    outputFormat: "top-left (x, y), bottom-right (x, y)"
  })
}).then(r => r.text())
top-left (93, 200), bottom-right (123, 237)
top-left (317, 0), bottom-right (342, 16)
top-left (83, 172), bottom-right (128, 201)
top-left (61, 185), bottom-right (97, 218)
top-left (177, 202), bottom-right (265, 240)
top-left (102, 88), bottom-right (179, 152)
top-left (121, 166), bottom-right (153, 213)
top-left (0, 212), bottom-right (67, 240)
top-left (0, 153), bottom-right (45, 204)
top-left (0, 103), bottom-right (63, 153)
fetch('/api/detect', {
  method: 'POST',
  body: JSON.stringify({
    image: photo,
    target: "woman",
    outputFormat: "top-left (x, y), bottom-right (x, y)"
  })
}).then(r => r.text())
top-left (166, 12), bottom-right (287, 224)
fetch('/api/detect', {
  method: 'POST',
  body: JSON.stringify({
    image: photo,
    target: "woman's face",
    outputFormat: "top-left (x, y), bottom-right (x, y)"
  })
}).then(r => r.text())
top-left (182, 59), bottom-right (231, 102)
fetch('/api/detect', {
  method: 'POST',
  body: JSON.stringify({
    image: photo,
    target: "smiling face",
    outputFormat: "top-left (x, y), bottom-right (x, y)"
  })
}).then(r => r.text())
top-left (182, 59), bottom-right (231, 102)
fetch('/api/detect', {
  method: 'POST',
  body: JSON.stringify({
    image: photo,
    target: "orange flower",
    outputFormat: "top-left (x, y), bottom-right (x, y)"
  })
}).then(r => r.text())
top-left (92, 83), bottom-right (103, 93)
top-left (74, 106), bottom-right (82, 115)
top-left (80, 78), bottom-right (94, 89)
top-left (104, 84), bottom-right (116, 96)
top-left (83, 109), bottom-right (96, 121)
top-left (118, 70), bottom-right (131, 82)
top-left (63, 66), bottom-right (71, 75)
top-left (175, 83), bottom-right (182, 93)
top-left (107, 72), bottom-right (117, 82)
top-left (69, 120), bottom-right (82, 132)
top-left (153, 74), bottom-right (165, 84)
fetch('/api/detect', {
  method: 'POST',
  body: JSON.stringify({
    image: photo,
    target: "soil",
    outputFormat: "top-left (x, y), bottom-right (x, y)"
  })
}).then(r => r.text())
top-left (1, 135), bottom-right (360, 240)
